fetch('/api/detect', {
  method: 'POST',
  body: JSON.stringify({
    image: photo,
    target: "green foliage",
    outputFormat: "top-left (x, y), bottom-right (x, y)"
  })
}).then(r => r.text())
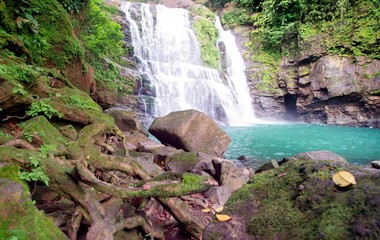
top-left (18, 144), bottom-right (54, 186)
top-left (0, 64), bottom-right (43, 84)
top-left (27, 99), bottom-right (62, 119)
top-left (66, 94), bottom-right (102, 111)
top-left (0, 165), bottom-right (29, 191)
top-left (12, 83), bottom-right (28, 96)
top-left (371, 88), bottom-right (380, 96)
top-left (58, 0), bottom-right (85, 14)
top-left (221, 8), bottom-right (254, 28)
top-left (239, 0), bottom-right (380, 59)
top-left (193, 17), bottom-right (220, 69)
top-left (82, 0), bottom-right (124, 59)
top-left (0, 0), bottom-right (85, 68)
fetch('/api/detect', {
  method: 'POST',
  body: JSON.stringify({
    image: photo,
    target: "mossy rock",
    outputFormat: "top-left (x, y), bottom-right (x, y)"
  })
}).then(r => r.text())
top-left (22, 116), bottom-right (67, 151)
top-left (0, 164), bottom-right (29, 191)
top-left (0, 179), bottom-right (67, 240)
top-left (204, 157), bottom-right (380, 239)
top-left (58, 124), bottom-right (78, 141)
top-left (165, 152), bottom-right (199, 173)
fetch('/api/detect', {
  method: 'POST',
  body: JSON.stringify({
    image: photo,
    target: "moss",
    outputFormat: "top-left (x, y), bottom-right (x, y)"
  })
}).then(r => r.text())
top-left (370, 88), bottom-right (380, 96)
top-left (166, 152), bottom-right (199, 172)
top-left (0, 165), bottom-right (29, 191)
top-left (0, 0), bottom-right (84, 68)
top-left (0, 180), bottom-right (66, 240)
top-left (0, 131), bottom-right (13, 145)
top-left (193, 17), bottom-right (220, 69)
top-left (22, 116), bottom-right (67, 152)
top-left (222, 158), bottom-right (380, 239)
top-left (58, 124), bottom-right (78, 140)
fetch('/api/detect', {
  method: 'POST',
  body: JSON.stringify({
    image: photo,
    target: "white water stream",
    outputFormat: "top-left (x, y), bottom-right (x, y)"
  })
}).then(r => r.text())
top-left (121, 2), bottom-right (255, 125)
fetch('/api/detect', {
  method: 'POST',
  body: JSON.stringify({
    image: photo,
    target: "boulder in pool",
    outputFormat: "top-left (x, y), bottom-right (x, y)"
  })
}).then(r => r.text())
top-left (281, 150), bottom-right (348, 164)
top-left (149, 109), bottom-right (231, 156)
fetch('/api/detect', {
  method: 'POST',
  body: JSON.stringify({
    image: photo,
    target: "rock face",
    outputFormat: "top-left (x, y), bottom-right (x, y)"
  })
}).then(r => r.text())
top-left (231, 25), bottom-right (380, 127)
top-left (149, 109), bottom-right (231, 156)
top-left (203, 153), bottom-right (380, 239)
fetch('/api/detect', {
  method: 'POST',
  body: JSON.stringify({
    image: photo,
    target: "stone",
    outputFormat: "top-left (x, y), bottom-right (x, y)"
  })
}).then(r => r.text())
top-left (0, 179), bottom-right (67, 239)
top-left (165, 152), bottom-right (199, 173)
top-left (91, 80), bottom-right (117, 109)
top-left (371, 161), bottom-right (380, 169)
top-left (149, 109), bottom-right (231, 156)
top-left (204, 158), bottom-right (380, 239)
top-left (129, 151), bottom-right (164, 177)
top-left (137, 141), bottom-right (165, 153)
top-left (281, 150), bottom-right (348, 164)
top-left (214, 159), bottom-right (252, 206)
top-left (107, 109), bottom-right (148, 135)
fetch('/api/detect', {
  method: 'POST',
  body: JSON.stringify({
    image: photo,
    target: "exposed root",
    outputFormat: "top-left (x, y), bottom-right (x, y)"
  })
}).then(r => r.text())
top-left (68, 207), bottom-right (83, 240)
top-left (124, 215), bottom-right (165, 239)
top-left (157, 198), bottom-right (208, 239)
top-left (5, 139), bottom-right (38, 151)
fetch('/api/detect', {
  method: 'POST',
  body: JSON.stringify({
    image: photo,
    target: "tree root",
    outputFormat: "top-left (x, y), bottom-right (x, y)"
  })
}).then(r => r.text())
top-left (124, 215), bottom-right (165, 239)
top-left (157, 198), bottom-right (208, 239)
top-left (0, 113), bottom-right (213, 239)
top-left (76, 162), bottom-right (211, 199)
top-left (68, 207), bottom-right (83, 240)
top-left (4, 139), bottom-right (38, 151)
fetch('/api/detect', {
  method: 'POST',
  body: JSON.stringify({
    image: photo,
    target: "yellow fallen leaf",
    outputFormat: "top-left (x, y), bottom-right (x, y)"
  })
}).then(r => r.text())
top-left (216, 214), bottom-right (232, 222)
top-left (201, 208), bottom-right (211, 213)
top-left (332, 171), bottom-right (356, 187)
top-left (215, 206), bottom-right (224, 213)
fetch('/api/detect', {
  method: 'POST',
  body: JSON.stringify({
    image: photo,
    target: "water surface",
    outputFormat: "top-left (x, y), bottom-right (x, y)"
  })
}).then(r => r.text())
top-left (223, 123), bottom-right (380, 165)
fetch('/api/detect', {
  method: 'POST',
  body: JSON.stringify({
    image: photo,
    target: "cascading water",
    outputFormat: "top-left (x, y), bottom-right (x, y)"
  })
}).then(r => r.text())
top-left (121, 2), bottom-right (255, 125)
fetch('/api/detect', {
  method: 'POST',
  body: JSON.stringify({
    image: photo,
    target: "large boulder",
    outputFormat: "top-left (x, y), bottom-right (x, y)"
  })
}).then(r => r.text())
top-left (149, 110), bottom-right (231, 156)
top-left (281, 150), bottom-right (348, 164)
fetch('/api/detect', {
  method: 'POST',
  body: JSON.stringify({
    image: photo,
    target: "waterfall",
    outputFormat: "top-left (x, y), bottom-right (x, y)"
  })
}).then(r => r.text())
top-left (121, 2), bottom-right (255, 126)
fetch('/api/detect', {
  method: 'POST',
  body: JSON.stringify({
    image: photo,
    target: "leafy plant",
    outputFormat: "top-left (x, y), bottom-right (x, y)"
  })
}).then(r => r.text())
top-left (19, 144), bottom-right (55, 186)
top-left (27, 99), bottom-right (62, 119)
top-left (12, 84), bottom-right (28, 96)
top-left (66, 94), bottom-right (101, 111)
top-left (82, 0), bottom-right (124, 59)
top-left (222, 8), bottom-right (254, 28)
top-left (58, 0), bottom-right (85, 14)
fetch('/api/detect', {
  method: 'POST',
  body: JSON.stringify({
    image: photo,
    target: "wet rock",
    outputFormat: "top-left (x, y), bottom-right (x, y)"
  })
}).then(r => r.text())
top-left (149, 109), bottom-right (231, 156)
top-left (281, 150), bottom-right (348, 164)
top-left (237, 155), bottom-right (248, 161)
top-left (372, 161), bottom-right (380, 169)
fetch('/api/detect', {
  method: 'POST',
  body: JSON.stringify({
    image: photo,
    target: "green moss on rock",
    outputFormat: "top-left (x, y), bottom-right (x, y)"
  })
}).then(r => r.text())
top-left (193, 17), bottom-right (220, 69)
top-left (214, 159), bottom-right (380, 239)
top-left (0, 164), bottom-right (29, 191)
top-left (22, 116), bottom-right (67, 151)
top-left (0, 179), bottom-right (66, 240)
